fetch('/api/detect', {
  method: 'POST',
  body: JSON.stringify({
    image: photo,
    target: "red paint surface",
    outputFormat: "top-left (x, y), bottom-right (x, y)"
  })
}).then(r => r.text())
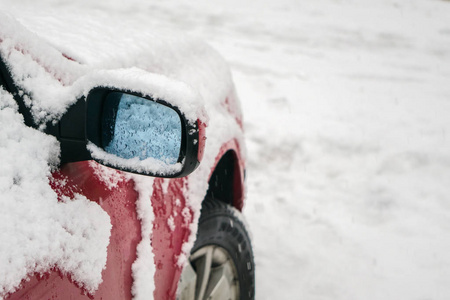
top-left (151, 178), bottom-right (192, 299)
top-left (6, 161), bottom-right (197, 300)
top-left (197, 120), bottom-right (206, 163)
top-left (8, 161), bottom-right (142, 300)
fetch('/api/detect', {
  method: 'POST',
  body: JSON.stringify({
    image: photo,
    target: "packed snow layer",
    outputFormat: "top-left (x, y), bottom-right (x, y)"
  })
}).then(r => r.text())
top-left (0, 13), bottom-right (86, 126)
top-left (131, 175), bottom-right (156, 300)
top-left (1, 0), bottom-right (450, 299)
top-left (0, 88), bottom-right (112, 297)
top-left (0, 12), bottom-right (208, 126)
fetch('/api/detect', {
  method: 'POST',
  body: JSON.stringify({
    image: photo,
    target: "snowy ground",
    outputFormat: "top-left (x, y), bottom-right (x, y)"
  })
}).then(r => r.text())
top-left (2, 0), bottom-right (450, 299)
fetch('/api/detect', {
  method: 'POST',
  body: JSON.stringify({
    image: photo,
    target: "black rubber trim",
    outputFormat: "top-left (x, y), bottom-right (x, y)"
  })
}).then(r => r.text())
top-left (0, 54), bottom-right (36, 128)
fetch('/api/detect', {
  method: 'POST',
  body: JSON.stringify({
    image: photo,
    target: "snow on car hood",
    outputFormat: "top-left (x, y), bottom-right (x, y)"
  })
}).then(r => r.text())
top-left (0, 87), bottom-right (112, 297)
top-left (0, 9), bottom-right (244, 299)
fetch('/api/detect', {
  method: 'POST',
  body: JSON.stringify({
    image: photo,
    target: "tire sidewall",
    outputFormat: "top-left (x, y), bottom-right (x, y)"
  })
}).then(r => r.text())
top-left (192, 202), bottom-right (255, 300)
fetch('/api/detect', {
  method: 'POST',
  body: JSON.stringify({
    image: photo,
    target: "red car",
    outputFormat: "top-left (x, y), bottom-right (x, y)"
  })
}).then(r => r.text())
top-left (0, 13), bottom-right (254, 300)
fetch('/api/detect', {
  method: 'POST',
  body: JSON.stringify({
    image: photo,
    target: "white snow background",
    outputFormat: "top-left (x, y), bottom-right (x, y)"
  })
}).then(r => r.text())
top-left (1, 0), bottom-right (450, 299)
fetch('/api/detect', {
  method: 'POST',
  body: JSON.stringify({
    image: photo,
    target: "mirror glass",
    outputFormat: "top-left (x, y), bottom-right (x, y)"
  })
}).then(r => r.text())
top-left (102, 93), bottom-right (182, 165)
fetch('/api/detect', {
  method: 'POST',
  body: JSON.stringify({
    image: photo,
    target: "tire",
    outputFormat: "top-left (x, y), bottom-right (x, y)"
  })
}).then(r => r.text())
top-left (178, 199), bottom-right (255, 300)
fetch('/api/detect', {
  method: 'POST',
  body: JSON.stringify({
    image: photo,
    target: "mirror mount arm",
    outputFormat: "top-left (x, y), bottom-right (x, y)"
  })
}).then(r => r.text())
top-left (44, 97), bottom-right (92, 164)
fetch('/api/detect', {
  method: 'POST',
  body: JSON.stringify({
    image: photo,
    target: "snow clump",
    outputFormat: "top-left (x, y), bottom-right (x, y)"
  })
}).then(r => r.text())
top-left (0, 88), bottom-right (112, 297)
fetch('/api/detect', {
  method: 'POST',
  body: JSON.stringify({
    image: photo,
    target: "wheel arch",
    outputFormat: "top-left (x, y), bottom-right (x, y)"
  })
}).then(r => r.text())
top-left (205, 142), bottom-right (245, 211)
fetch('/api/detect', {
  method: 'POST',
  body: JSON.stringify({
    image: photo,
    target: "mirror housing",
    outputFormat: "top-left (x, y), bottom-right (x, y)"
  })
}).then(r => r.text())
top-left (45, 87), bottom-right (203, 178)
top-left (85, 88), bottom-right (201, 178)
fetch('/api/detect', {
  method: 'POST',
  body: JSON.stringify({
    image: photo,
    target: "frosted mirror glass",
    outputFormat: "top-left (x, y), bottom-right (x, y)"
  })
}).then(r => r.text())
top-left (102, 93), bottom-right (182, 165)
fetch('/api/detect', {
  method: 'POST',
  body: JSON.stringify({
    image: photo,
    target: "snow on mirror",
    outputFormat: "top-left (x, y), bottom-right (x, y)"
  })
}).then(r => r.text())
top-left (102, 93), bottom-right (182, 165)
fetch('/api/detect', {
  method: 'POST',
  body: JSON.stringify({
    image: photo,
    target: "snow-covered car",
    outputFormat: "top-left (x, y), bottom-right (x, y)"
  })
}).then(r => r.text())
top-left (0, 12), bottom-right (254, 300)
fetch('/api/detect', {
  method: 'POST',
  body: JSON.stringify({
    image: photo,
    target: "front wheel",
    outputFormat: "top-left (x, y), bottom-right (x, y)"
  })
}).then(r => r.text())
top-left (178, 199), bottom-right (255, 300)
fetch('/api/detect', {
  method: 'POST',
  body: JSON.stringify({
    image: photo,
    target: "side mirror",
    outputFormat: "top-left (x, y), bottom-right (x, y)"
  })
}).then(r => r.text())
top-left (60, 88), bottom-right (203, 178)
top-left (85, 88), bottom-right (201, 178)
